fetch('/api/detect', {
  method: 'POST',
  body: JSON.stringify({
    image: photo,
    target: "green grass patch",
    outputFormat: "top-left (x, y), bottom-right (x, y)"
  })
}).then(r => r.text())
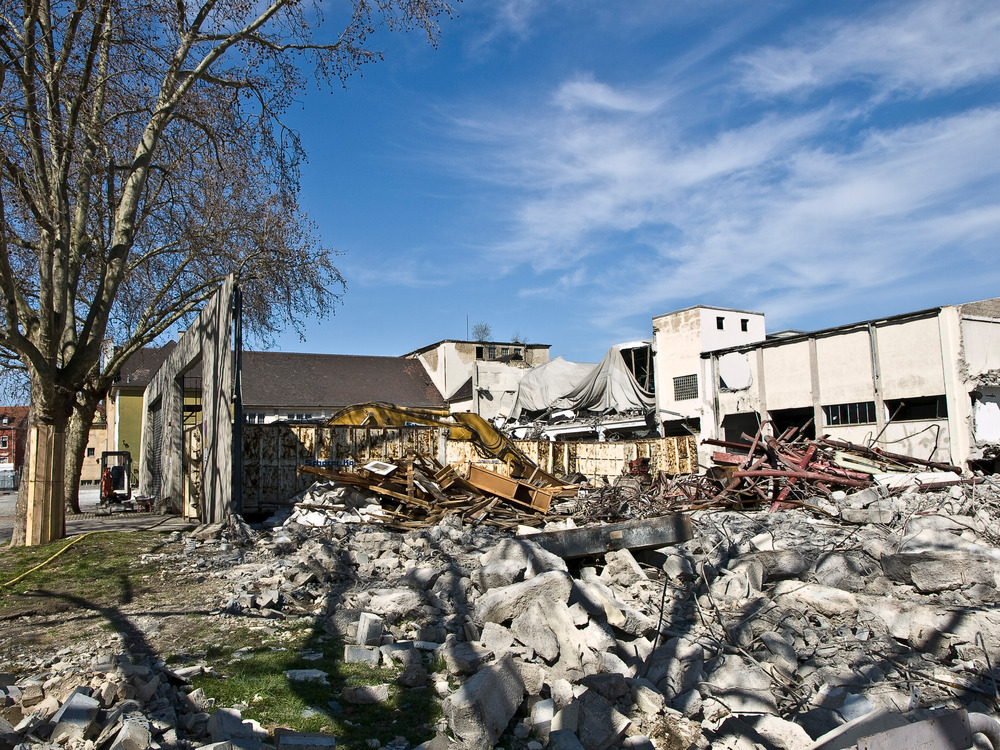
top-left (0, 531), bottom-right (166, 608)
top-left (189, 627), bottom-right (441, 749)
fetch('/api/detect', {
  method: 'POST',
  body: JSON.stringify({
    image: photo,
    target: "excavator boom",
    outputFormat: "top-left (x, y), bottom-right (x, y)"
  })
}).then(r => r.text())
top-left (325, 402), bottom-right (561, 486)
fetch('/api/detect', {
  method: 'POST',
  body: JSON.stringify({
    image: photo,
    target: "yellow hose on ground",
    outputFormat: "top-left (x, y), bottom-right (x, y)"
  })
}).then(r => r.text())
top-left (1, 530), bottom-right (100, 588)
top-left (1, 515), bottom-right (176, 588)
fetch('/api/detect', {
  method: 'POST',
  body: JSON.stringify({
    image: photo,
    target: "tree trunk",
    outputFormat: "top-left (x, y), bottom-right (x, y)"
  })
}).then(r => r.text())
top-left (63, 395), bottom-right (101, 514)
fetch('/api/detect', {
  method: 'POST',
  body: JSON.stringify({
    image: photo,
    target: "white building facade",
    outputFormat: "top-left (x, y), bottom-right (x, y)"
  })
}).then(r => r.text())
top-left (652, 299), bottom-right (1000, 471)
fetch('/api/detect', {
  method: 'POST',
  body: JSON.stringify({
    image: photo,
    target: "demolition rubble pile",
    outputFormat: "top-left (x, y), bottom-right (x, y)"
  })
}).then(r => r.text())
top-left (3, 472), bottom-right (1000, 750)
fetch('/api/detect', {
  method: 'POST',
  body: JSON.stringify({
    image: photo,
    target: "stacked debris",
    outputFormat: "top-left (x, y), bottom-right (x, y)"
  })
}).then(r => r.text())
top-left (573, 426), bottom-right (990, 522)
top-left (2, 479), bottom-right (1000, 749)
top-left (287, 455), bottom-right (576, 532)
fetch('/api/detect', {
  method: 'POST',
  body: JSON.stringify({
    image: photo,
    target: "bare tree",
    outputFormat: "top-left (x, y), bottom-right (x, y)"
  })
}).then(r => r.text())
top-left (0, 0), bottom-right (453, 544)
top-left (471, 321), bottom-right (492, 342)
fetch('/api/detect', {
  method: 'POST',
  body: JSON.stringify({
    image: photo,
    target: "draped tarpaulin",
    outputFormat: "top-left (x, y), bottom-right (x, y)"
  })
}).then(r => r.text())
top-left (510, 343), bottom-right (655, 419)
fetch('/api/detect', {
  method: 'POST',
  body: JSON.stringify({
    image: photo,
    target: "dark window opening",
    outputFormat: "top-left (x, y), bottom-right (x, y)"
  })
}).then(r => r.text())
top-left (716, 316), bottom-right (725, 330)
top-left (722, 413), bottom-right (760, 446)
top-left (823, 401), bottom-right (877, 426)
top-left (620, 345), bottom-right (655, 393)
top-left (475, 346), bottom-right (484, 359)
top-left (769, 407), bottom-right (816, 440)
top-left (885, 396), bottom-right (947, 421)
top-left (673, 374), bottom-right (698, 401)
top-left (740, 318), bottom-right (749, 332)
top-left (661, 417), bottom-right (699, 437)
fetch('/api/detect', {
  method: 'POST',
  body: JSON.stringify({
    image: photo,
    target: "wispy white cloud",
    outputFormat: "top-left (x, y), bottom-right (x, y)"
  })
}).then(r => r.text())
top-left (554, 77), bottom-right (665, 114)
top-left (739, 0), bottom-right (1000, 97)
top-left (441, 0), bottom-right (1000, 340)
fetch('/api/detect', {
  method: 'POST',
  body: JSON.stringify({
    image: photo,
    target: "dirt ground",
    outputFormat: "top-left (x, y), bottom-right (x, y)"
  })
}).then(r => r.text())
top-left (0, 530), bottom-right (234, 668)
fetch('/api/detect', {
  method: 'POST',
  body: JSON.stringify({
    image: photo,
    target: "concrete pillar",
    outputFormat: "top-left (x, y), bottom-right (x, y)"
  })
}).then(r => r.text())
top-left (938, 307), bottom-right (971, 469)
top-left (808, 338), bottom-right (823, 436)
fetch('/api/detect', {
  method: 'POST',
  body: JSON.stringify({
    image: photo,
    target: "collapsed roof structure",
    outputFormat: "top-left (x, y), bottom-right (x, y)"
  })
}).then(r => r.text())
top-left (505, 342), bottom-right (657, 441)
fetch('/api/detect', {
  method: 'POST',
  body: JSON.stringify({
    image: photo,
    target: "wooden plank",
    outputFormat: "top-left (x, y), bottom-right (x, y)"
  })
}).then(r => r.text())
top-left (368, 483), bottom-right (432, 509)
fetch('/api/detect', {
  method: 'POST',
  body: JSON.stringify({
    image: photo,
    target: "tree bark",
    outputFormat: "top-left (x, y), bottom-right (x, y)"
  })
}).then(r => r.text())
top-left (63, 400), bottom-right (97, 514)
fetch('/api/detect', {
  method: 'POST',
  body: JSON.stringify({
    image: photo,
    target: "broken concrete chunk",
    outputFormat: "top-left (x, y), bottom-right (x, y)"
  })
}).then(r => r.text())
top-left (703, 654), bottom-right (778, 716)
top-left (548, 729), bottom-right (586, 750)
top-left (403, 566), bottom-right (441, 590)
top-left (629, 677), bottom-right (666, 716)
top-left (284, 669), bottom-right (329, 683)
top-left (344, 645), bottom-right (381, 667)
top-left (442, 654), bottom-right (525, 750)
top-left (881, 552), bottom-right (998, 592)
top-left (575, 689), bottom-right (631, 750)
top-left (600, 549), bottom-right (648, 587)
top-left (479, 537), bottom-right (568, 578)
top-left (49, 687), bottom-right (101, 743)
top-left (207, 707), bottom-right (269, 744)
top-left (368, 589), bottom-right (424, 624)
top-left (107, 715), bottom-right (152, 750)
top-left (475, 570), bottom-right (573, 625)
top-left (478, 621), bottom-right (516, 656)
top-left (473, 559), bottom-right (525, 592)
top-left (772, 581), bottom-right (859, 618)
top-left (356, 612), bottom-right (385, 646)
top-left (439, 638), bottom-right (492, 676)
top-left (511, 602), bottom-right (560, 662)
top-left (813, 551), bottom-right (879, 593)
top-left (342, 684), bottom-right (390, 704)
top-left (530, 698), bottom-right (555, 741)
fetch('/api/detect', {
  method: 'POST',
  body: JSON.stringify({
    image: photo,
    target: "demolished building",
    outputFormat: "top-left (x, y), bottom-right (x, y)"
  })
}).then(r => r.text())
top-left (675, 298), bottom-right (1000, 472)
top-left (505, 342), bottom-right (657, 442)
top-left (499, 299), bottom-right (1000, 473)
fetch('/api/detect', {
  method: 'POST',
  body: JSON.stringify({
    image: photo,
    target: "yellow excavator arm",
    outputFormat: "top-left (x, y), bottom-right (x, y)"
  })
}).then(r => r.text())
top-left (325, 403), bottom-right (561, 486)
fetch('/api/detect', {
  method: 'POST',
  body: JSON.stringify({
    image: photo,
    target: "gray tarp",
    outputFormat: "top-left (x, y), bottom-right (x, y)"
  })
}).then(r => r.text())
top-left (510, 343), bottom-right (655, 419)
top-left (509, 356), bottom-right (595, 419)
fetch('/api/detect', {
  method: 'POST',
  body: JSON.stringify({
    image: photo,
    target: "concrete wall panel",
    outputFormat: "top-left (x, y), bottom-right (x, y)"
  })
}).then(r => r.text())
top-left (815, 330), bottom-right (875, 404)
top-left (877, 317), bottom-right (946, 398)
top-left (962, 319), bottom-right (1000, 376)
top-left (761, 341), bottom-right (812, 411)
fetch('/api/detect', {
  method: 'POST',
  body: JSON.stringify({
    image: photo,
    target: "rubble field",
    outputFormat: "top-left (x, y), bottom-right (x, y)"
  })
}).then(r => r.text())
top-left (2, 473), bottom-right (1000, 750)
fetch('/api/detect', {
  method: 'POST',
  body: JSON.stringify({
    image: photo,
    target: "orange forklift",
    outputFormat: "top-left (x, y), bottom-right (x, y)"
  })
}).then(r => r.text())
top-left (99, 451), bottom-right (133, 510)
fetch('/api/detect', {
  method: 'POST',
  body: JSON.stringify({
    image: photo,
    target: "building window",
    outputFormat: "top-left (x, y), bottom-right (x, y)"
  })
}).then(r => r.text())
top-left (475, 346), bottom-right (484, 359)
top-left (86, 447), bottom-right (95, 457)
top-left (1, 416), bottom-right (7, 425)
top-left (513, 348), bottom-right (522, 359)
top-left (716, 316), bottom-right (725, 330)
top-left (885, 396), bottom-right (947, 421)
top-left (0, 436), bottom-right (7, 449)
top-left (673, 374), bottom-right (698, 401)
top-left (501, 347), bottom-right (509, 357)
top-left (741, 318), bottom-right (749, 332)
top-left (823, 401), bottom-right (877, 426)
top-left (488, 347), bottom-right (497, 359)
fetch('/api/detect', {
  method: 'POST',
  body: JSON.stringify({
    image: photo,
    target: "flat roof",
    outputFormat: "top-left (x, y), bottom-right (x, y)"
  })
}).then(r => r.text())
top-left (652, 305), bottom-right (764, 321)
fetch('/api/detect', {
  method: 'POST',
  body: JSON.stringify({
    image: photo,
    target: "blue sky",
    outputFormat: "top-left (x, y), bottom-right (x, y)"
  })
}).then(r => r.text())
top-left (276, 0), bottom-right (1000, 363)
